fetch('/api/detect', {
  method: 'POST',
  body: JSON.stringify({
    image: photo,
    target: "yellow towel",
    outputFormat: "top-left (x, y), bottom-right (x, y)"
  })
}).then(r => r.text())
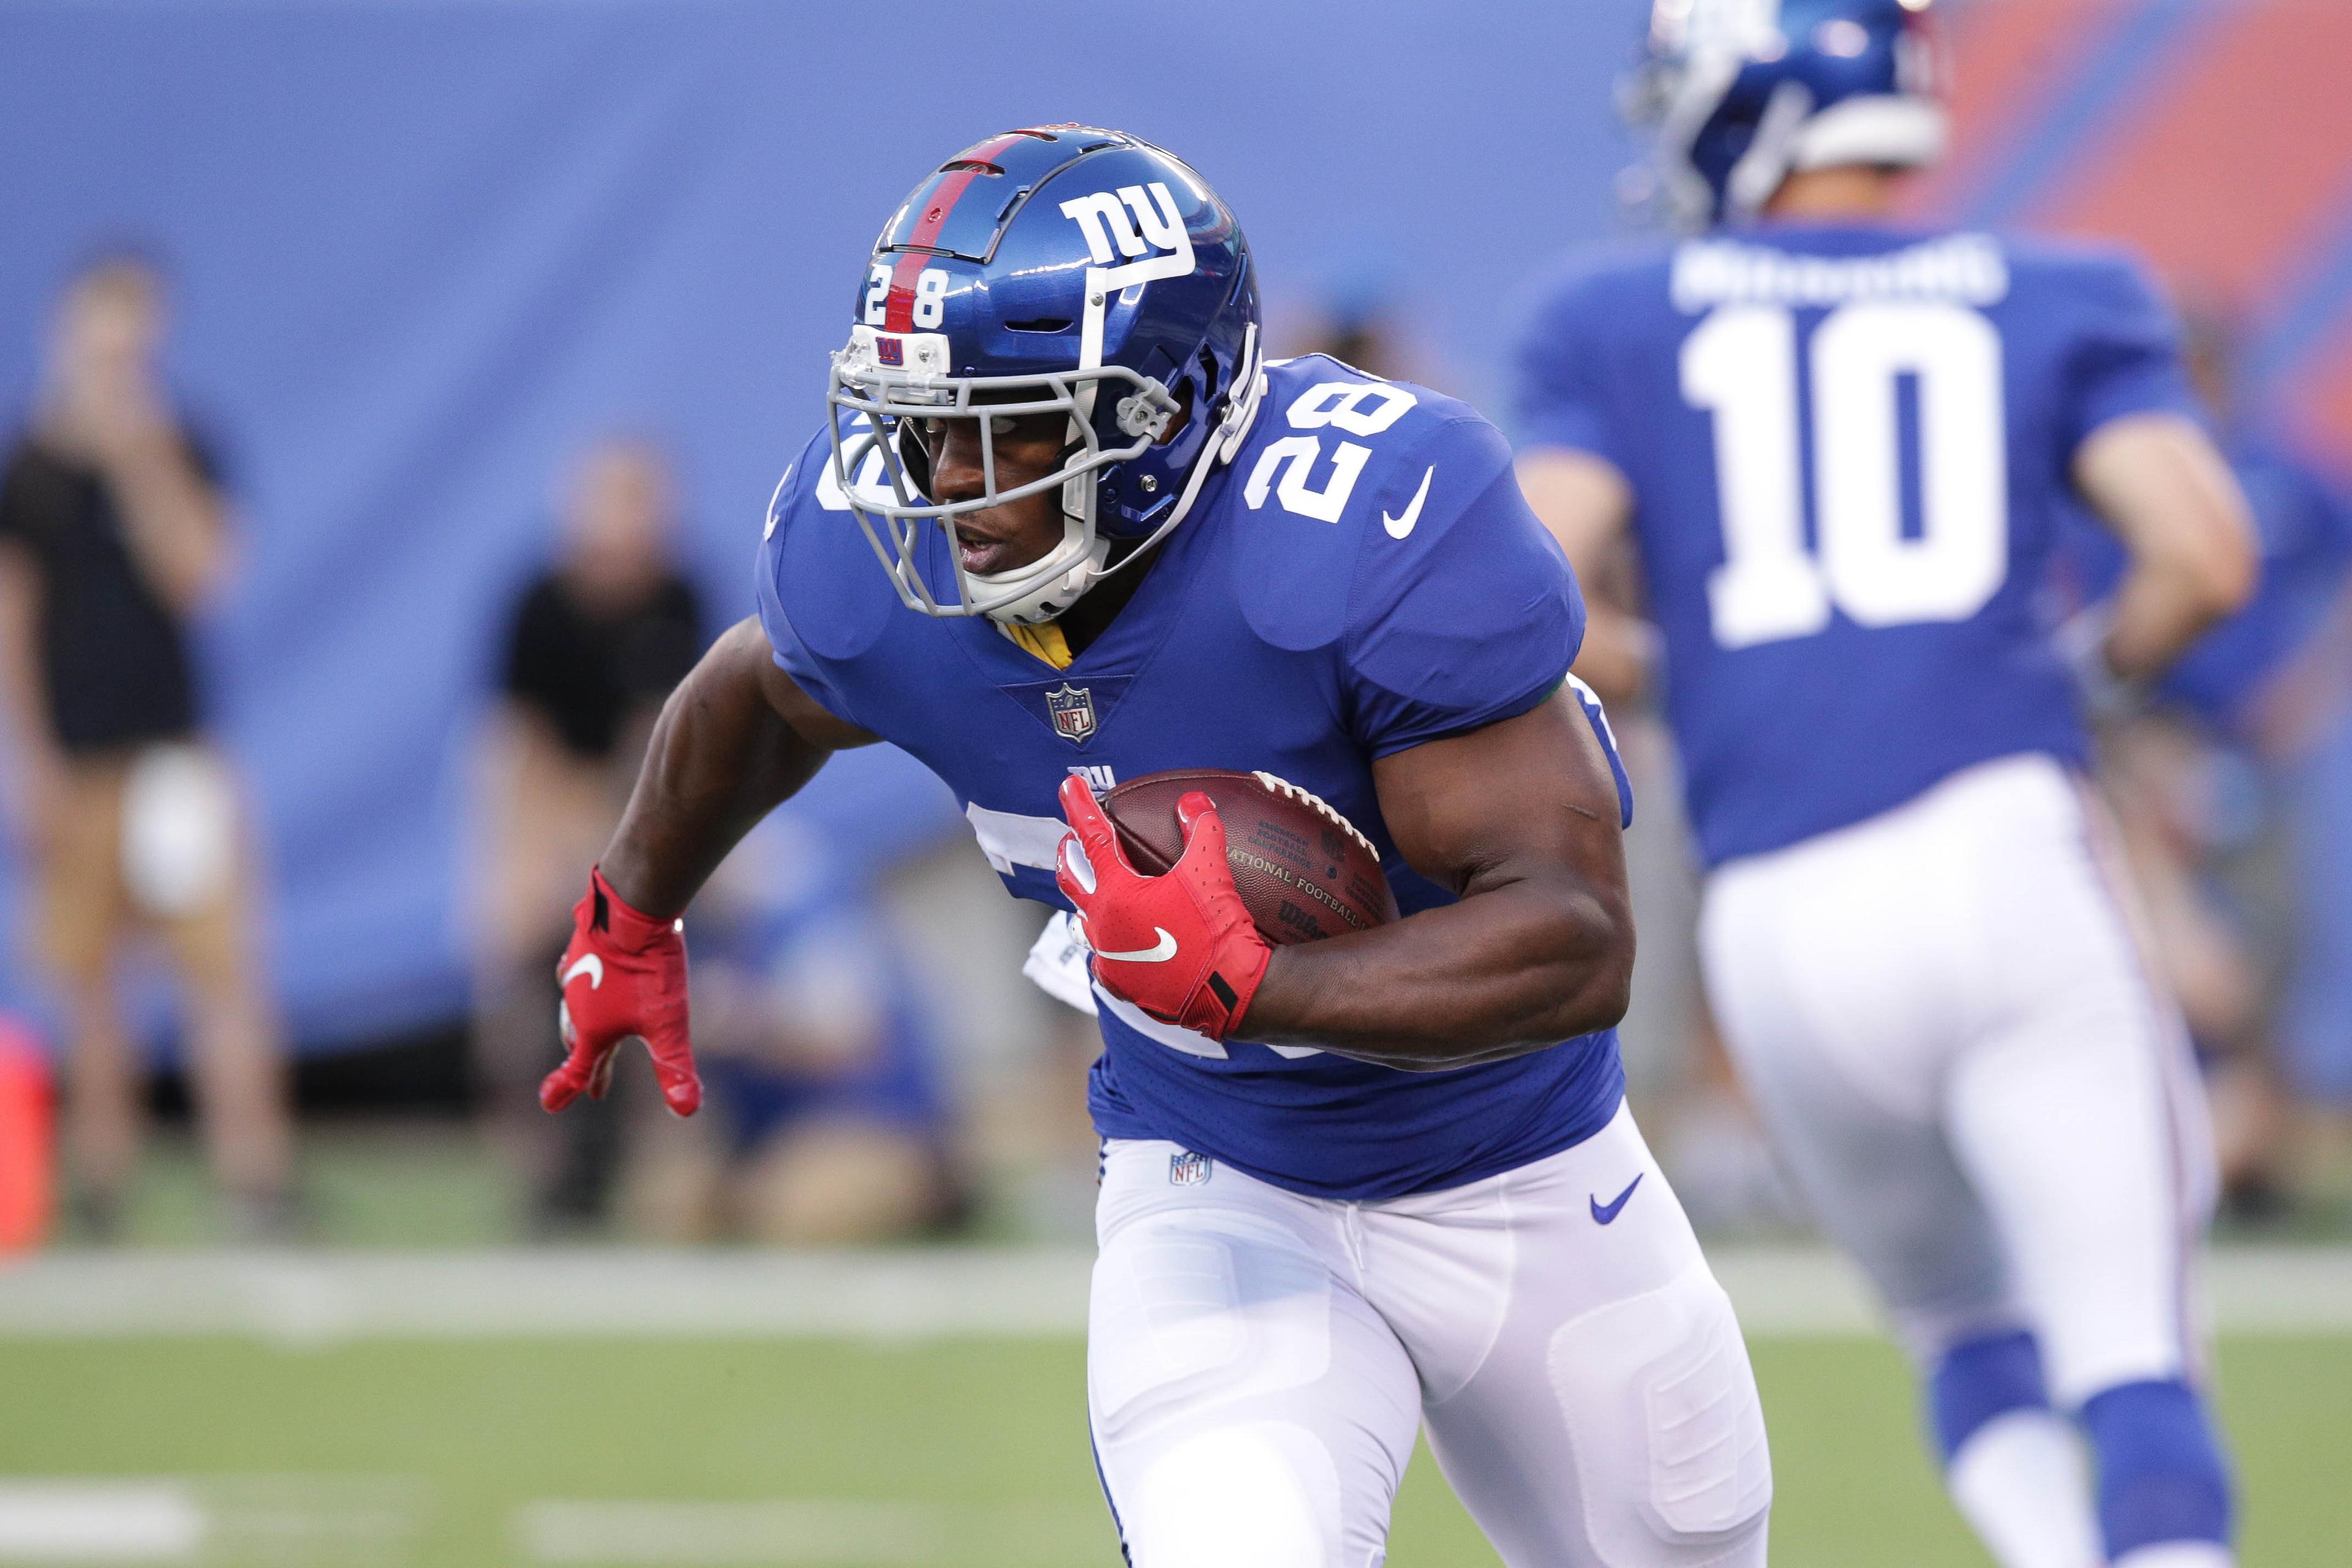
top-left (1002, 620), bottom-right (1076, 670)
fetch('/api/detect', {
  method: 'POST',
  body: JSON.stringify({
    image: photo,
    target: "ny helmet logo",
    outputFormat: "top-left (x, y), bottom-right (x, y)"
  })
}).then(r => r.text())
top-left (1058, 181), bottom-right (1195, 372)
top-left (1058, 183), bottom-right (1189, 265)
top-left (1046, 683), bottom-right (1098, 744)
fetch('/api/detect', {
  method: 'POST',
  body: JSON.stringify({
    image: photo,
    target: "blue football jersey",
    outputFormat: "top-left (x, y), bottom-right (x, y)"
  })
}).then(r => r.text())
top-left (755, 354), bottom-right (1632, 1200)
top-left (2060, 436), bottom-right (2352, 734)
top-left (1513, 224), bottom-right (2200, 864)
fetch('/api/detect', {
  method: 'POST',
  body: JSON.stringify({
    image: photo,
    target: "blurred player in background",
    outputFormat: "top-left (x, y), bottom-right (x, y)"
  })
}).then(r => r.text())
top-left (476, 437), bottom-right (703, 1230)
top-left (543, 126), bottom-right (1771, 1567)
top-left (0, 252), bottom-right (295, 1238)
top-left (628, 744), bottom-right (967, 1244)
top-left (2059, 310), bottom-right (2352, 1203)
top-left (1514, 5), bottom-right (2254, 1567)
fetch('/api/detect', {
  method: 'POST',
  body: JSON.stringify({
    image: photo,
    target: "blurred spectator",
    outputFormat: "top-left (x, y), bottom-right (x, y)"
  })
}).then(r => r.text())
top-left (624, 749), bottom-right (969, 1243)
top-left (475, 438), bottom-right (703, 1231)
top-left (0, 252), bottom-right (294, 1238)
top-left (1295, 305), bottom-right (1411, 383)
top-left (1280, 274), bottom-right (1426, 386)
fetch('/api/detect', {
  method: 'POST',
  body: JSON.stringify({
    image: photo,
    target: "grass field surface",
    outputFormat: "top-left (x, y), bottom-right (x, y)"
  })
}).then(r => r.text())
top-left (0, 1330), bottom-right (2343, 1566)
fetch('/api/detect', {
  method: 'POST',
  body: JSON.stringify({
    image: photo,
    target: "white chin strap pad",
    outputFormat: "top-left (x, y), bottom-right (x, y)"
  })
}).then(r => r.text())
top-left (976, 514), bottom-right (1110, 627)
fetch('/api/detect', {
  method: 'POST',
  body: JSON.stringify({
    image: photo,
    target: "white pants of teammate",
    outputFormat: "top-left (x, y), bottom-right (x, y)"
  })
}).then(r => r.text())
top-left (1087, 1104), bottom-right (1773, 1568)
top-left (1699, 753), bottom-right (2215, 1404)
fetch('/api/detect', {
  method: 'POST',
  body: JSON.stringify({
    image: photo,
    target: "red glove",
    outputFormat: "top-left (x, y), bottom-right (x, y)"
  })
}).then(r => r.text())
top-left (1055, 774), bottom-right (1272, 1041)
top-left (540, 867), bottom-right (701, 1117)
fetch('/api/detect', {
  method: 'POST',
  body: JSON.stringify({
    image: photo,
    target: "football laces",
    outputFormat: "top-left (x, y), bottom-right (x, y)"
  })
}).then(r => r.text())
top-left (1250, 772), bottom-right (1380, 862)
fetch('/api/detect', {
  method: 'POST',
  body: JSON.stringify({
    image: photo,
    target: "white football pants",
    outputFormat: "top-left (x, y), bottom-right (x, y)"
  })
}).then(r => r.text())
top-left (1699, 753), bottom-right (2215, 1404)
top-left (1087, 1104), bottom-right (1773, 1568)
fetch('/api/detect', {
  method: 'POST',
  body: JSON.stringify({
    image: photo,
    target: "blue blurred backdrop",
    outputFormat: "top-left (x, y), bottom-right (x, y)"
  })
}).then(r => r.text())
top-left (0, 0), bottom-right (1651, 1047)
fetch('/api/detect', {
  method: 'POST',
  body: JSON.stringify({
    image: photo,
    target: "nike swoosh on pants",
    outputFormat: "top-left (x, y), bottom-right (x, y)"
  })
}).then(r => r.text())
top-left (1589, 1173), bottom-right (1642, 1224)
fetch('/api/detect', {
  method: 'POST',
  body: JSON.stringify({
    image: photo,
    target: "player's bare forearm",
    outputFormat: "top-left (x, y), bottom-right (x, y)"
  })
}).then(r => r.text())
top-left (2106, 552), bottom-right (2250, 680)
top-left (2075, 414), bottom-right (2258, 679)
top-left (1569, 605), bottom-right (1656, 707)
top-left (1516, 449), bottom-right (1652, 703)
top-left (597, 617), bottom-right (872, 918)
top-left (1246, 876), bottom-right (1630, 1070)
top-left (1241, 691), bottom-right (1634, 1069)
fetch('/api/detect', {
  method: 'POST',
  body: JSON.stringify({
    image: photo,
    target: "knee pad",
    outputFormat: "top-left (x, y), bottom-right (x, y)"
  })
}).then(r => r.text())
top-left (1126, 1422), bottom-right (1340, 1568)
top-left (1547, 1267), bottom-right (1773, 1556)
top-left (2079, 1379), bottom-right (2233, 1556)
top-left (1930, 1330), bottom-right (2051, 1463)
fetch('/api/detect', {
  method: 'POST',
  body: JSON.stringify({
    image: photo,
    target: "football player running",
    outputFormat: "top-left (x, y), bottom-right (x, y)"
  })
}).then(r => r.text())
top-left (543, 126), bottom-right (1772, 1567)
top-left (1512, 7), bottom-right (2253, 1568)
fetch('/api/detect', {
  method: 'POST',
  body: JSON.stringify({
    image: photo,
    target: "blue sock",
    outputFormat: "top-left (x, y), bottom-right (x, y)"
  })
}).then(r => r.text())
top-left (2078, 1378), bottom-right (2234, 1556)
top-left (1929, 1330), bottom-right (2051, 1463)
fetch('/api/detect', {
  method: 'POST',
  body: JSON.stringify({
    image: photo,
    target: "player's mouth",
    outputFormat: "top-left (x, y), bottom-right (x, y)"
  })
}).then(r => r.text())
top-left (951, 520), bottom-right (1021, 577)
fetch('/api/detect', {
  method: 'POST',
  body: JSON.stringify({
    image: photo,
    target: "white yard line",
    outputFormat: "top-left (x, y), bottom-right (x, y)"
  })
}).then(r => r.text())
top-left (0, 1250), bottom-right (1098, 1345)
top-left (0, 1490), bottom-right (1096, 1568)
top-left (0, 1244), bottom-right (2345, 1343)
top-left (516, 1501), bottom-right (948, 1566)
top-left (0, 1483), bottom-right (204, 1562)
top-left (0, 1477), bottom-right (421, 1565)
top-left (514, 1500), bottom-right (1105, 1567)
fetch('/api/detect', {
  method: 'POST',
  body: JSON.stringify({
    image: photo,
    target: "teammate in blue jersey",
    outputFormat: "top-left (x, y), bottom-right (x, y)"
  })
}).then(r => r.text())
top-left (1512, 8), bottom-right (2256, 1568)
top-left (684, 744), bottom-right (967, 1243)
top-left (539, 125), bottom-right (1770, 1567)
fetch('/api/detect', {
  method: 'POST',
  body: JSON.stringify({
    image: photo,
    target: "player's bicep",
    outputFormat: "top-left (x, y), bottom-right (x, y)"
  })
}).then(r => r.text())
top-left (1346, 420), bottom-right (1586, 756)
top-left (1372, 687), bottom-right (1627, 907)
top-left (723, 618), bottom-right (878, 751)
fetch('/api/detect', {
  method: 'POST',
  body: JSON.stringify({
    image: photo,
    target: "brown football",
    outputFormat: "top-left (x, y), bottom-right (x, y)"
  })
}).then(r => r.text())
top-left (1101, 768), bottom-right (1400, 946)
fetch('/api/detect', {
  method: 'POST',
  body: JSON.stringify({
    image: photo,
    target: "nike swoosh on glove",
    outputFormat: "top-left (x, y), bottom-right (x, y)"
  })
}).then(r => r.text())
top-left (1055, 774), bottom-right (1272, 1042)
top-left (540, 866), bottom-right (701, 1116)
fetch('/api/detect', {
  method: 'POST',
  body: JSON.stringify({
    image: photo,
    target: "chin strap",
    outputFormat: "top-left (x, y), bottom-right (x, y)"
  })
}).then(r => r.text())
top-left (974, 514), bottom-right (1114, 627)
top-left (977, 322), bottom-right (1264, 628)
top-left (1725, 80), bottom-right (1817, 219)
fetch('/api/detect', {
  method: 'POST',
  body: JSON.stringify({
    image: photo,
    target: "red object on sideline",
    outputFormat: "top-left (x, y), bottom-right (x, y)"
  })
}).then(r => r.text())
top-left (0, 1020), bottom-right (53, 1252)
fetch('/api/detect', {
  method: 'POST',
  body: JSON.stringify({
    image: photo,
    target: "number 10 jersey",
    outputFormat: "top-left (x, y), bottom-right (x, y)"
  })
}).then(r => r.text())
top-left (1512, 223), bottom-right (2199, 866)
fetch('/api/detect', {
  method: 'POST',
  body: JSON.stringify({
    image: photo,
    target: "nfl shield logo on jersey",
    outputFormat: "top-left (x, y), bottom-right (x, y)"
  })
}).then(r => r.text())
top-left (1046, 683), bottom-right (1098, 744)
top-left (1168, 1150), bottom-right (1213, 1187)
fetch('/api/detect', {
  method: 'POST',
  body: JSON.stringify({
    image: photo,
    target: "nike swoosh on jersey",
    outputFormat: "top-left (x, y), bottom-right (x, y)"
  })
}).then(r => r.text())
top-left (1589, 1173), bottom-right (1642, 1224)
top-left (562, 954), bottom-right (605, 990)
top-left (1382, 466), bottom-right (1434, 539)
top-left (763, 464), bottom-right (794, 540)
top-left (1095, 928), bottom-right (1179, 963)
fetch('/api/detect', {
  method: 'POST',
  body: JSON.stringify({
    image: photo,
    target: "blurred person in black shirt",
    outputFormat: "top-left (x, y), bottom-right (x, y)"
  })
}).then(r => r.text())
top-left (0, 253), bottom-right (295, 1238)
top-left (477, 439), bottom-right (703, 1229)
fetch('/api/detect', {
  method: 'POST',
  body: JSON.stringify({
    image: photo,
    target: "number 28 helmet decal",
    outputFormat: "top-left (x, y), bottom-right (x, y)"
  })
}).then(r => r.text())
top-left (824, 126), bottom-right (1263, 625)
top-left (1626, 0), bottom-right (1947, 229)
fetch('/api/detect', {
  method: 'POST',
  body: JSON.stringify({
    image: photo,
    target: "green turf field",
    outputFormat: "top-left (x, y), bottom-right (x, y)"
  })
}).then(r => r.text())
top-left (0, 1333), bottom-right (2342, 1566)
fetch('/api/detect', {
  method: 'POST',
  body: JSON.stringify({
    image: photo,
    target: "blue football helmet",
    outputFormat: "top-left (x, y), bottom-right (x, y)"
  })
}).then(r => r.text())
top-left (1626, 0), bottom-right (1947, 229)
top-left (824, 126), bottom-right (1262, 625)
